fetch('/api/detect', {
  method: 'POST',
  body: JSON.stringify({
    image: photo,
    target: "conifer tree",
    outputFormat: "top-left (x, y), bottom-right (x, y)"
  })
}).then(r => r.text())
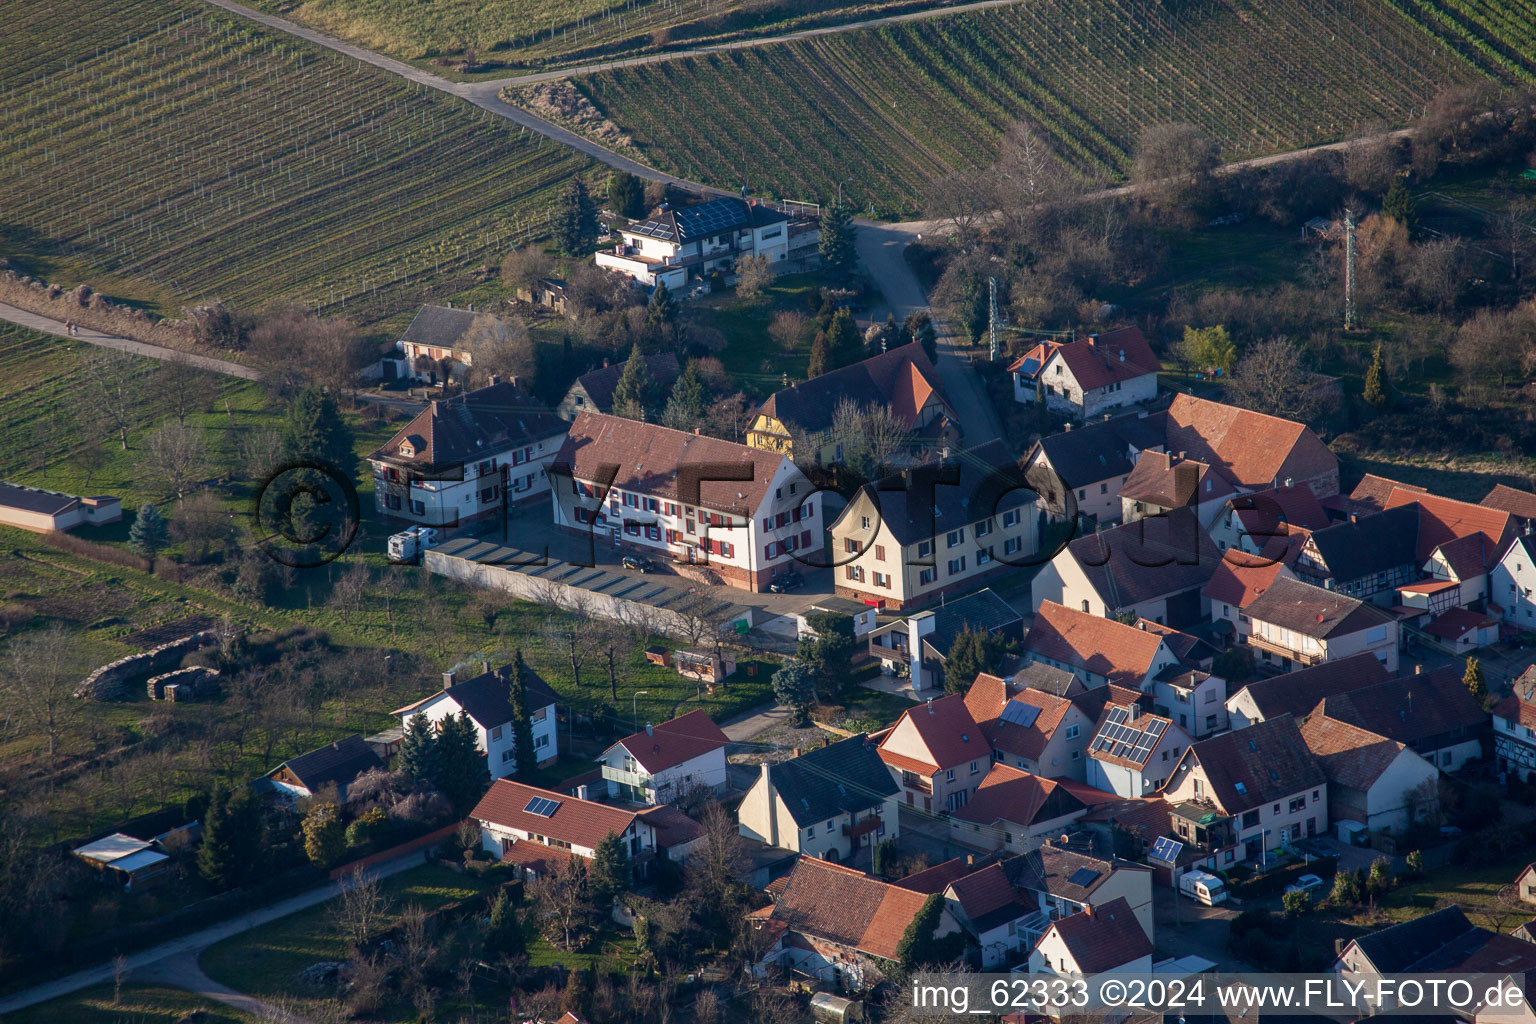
top-left (129, 503), bottom-right (168, 560)
top-left (661, 359), bottom-right (708, 431)
top-left (808, 331), bottom-right (830, 379)
top-left (436, 711), bottom-right (488, 811)
top-left (589, 831), bottom-right (630, 909)
top-left (611, 346), bottom-right (658, 422)
top-left (398, 713), bottom-right (439, 785)
top-left (510, 650), bottom-right (537, 779)
top-left (818, 201), bottom-right (855, 273)
top-left (1363, 344), bottom-right (1390, 407)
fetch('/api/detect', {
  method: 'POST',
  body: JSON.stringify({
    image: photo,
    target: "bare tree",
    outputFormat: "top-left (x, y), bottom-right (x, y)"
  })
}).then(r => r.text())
top-left (831, 397), bottom-right (915, 477)
top-left (1405, 236), bottom-right (1468, 312)
top-left (139, 421), bottom-right (208, 500)
top-left (462, 313), bottom-right (536, 390)
top-left (1224, 336), bottom-right (1326, 421)
top-left (530, 856), bottom-right (594, 950)
top-left (329, 559), bottom-right (371, 626)
top-left (333, 871), bottom-right (391, 950)
top-left (923, 168), bottom-right (993, 242)
top-left (249, 308), bottom-right (371, 397)
top-left (1132, 123), bottom-right (1221, 216)
top-left (1496, 199), bottom-right (1536, 281)
top-left (993, 119), bottom-right (1081, 236)
top-left (2, 625), bottom-right (84, 765)
top-left (768, 310), bottom-right (813, 353)
top-left (735, 254), bottom-right (775, 304)
top-left (1452, 308), bottom-right (1529, 385)
top-left (501, 243), bottom-right (553, 296)
top-left (157, 350), bottom-right (218, 427)
top-left (1342, 123), bottom-right (1405, 195)
top-left (78, 347), bottom-right (142, 449)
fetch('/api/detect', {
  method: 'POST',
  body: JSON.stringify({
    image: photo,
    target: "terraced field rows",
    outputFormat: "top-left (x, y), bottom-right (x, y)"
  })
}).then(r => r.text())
top-left (571, 0), bottom-right (1516, 216)
top-left (0, 0), bottom-right (592, 319)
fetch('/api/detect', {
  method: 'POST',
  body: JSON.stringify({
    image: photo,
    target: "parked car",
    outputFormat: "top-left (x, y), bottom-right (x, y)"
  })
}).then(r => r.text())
top-left (1284, 873), bottom-right (1327, 900)
top-left (768, 570), bottom-right (804, 593)
top-left (622, 554), bottom-right (655, 573)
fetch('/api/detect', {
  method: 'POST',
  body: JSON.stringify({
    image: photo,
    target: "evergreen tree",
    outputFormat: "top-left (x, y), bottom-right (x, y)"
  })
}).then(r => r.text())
top-left (797, 612), bottom-right (855, 704)
top-left (223, 786), bottom-right (265, 886)
top-left (771, 661), bottom-right (817, 725)
top-left (905, 310), bottom-right (936, 363)
top-left (283, 386), bottom-right (355, 474)
top-left (611, 346), bottom-right (659, 422)
top-left (1464, 656), bottom-right (1488, 704)
top-left (896, 892), bottom-right (945, 970)
top-left (398, 713), bottom-right (439, 785)
top-left (589, 831), bottom-right (630, 909)
top-left (437, 711), bottom-right (488, 810)
top-left (1363, 344), bottom-right (1390, 407)
top-left (486, 888), bottom-right (526, 957)
top-left (818, 201), bottom-right (855, 274)
top-left (129, 503), bottom-right (169, 560)
top-left (552, 178), bottom-right (598, 257)
top-left (562, 966), bottom-right (594, 1018)
top-left (661, 359), bottom-right (708, 431)
top-left (807, 331), bottom-right (830, 378)
top-left (197, 786), bottom-right (238, 890)
top-left (302, 803), bottom-right (347, 867)
top-left (1383, 177), bottom-right (1417, 236)
top-left (607, 170), bottom-right (645, 220)
top-left (646, 282), bottom-right (678, 334)
top-left (826, 308), bottom-right (862, 369)
top-left (509, 650), bottom-right (537, 779)
top-left (944, 626), bottom-right (1005, 694)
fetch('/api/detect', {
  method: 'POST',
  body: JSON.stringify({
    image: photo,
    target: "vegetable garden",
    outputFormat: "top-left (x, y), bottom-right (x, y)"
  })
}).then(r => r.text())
top-left (0, 0), bottom-right (592, 322)
top-left (565, 0), bottom-right (1526, 216)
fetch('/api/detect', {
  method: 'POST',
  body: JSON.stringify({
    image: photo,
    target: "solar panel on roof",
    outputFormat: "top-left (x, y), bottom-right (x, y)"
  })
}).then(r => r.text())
top-left (1067, 867), bottom-right (1102, 887)
top-left (1001, 701), bottom-right (1042, 729)
top-left (524, 796), bottom-right (561, 817)
top-left (1147, 720), bottom-right (1167, 738)
top-left (1019, 357), bottom-right (1041, 377)
top-left (1150, 836), bottom-right (1184, 862)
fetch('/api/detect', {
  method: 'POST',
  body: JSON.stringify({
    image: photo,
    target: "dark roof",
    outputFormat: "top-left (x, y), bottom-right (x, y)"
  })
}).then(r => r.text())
top-left (0, 482), bottom-right (81, 516)
top-left (1229, 652), bottom-right (1391, 721)
top-left (1013, 661), bottom-right (1085, 698)
top-left (854, 440), bottom-right (1030, 548)
top-left (756, 343), bottom-right (953, 436)
top-left (1033, 845), bottom-right (1145, 902)
top-left (272, 735), bottom-right (383, 793)
top-left (765, 733), bottom-right (898, 827)
top-left (1242, 576), bottom-right (1395, 639)
top-left (370, 381), bottom-right (566, 470)
top-left (1301, 504), bottom-right (1421, 583)
top-left (1315, 666), bottom-right (1487, 746)
top-left (1064, 508), bottom-right (1224, 610)
top-left (1349, 906), bottom-right (1478, 972)
top-left (1030, 411), bottom-right (1167, 489)
top-left (1046, 895), bottom-right (1153, 973)
top-left (399, 304), bottom-right (479, 350)
top-left (395, 662), bottom-right (559, 730)
top-left (925, 589), bottom-right (1022, 658)
top-left (1484, 483), bottom-right (1536, 522)
top-left (1184, 715), bottom-right (1324, 814)
top-left (572, 353), bottom-right (680, 414)
top-left (1119, 452), bottom-right (1236, 510)
top-left (626, 197), bottom-right (785, 243)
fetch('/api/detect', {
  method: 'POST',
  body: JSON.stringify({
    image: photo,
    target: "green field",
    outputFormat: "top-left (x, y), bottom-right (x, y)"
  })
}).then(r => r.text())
top-left (554, 0), bottom-right (1520, 216)
top-left (5, 984), bottom-right (253, 1024)
top-left (0, 0), bottom-right (592, 323)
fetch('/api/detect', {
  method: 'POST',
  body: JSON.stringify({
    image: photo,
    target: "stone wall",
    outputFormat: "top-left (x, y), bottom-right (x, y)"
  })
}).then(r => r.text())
top-left (147, 665), bottom-right (219, 702)
top-left (76, 630), bottom-right (218, 700)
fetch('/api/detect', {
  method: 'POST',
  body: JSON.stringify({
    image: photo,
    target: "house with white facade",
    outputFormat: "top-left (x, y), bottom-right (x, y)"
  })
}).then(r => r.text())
top-left (946, 764), bottom-right (1103, 854)
top-left (1023, 410), bottom-right (1167, 524)
top-left (1205, 552), bottom-right (1296, 641)
top-left (1224, 652), bottom-right (1391, 730)
top-left (1312, 666), bottom-right (1487, 773)
top-left (1008, 327), bottom-right (1161, 421)
top-left (1299, 715), bottom-right (1439, 834)
top-left (471, 778), bottom-right (657, 878)
top-left (829, 440), bottom-right (1036, 611)
top-left (1241, 576), bottom-right (1400, 673)
top-left (557, 353), bottom-right (681, 420)
top-left (963, 673), bottom-right (1096, 780)
top-left (260, 735), bottom-right (383, 805)
top-left (596, 710), bottom-right (729, 805)
top-left (1118, 451), bottom-right (1236, 529)
top-left (1020, 601), bottom-right (1182, 690)
top-left (368, 380), bottom-right (568, 531)
top-left (549, 411), bottom-right (815, 592)
top-left (594, 197), bottom-right (806, 289)
top-left (877, 694), bottom-right (990, 813)
top-left (1493, 534), bottom-right (1536, 629)
top-left (736, 732), bottom-right (899, 862)
top-left (393, 662), bottom-right (560, 781)
top-left (393, 303), bottom-right (508, 383)
top-left (1085, 705), bottom-right (1192, 798)
top-left (0, 482), bottom-right (121, 533)
top-left (1494, 667), bottom-right (1536, 783)
top-left (1160, 714), bottom-right (1328, 864)
top-left (867, 589), bottom-right (1024, 692)
top-left (1029, 896), bottom-right (1153, 979)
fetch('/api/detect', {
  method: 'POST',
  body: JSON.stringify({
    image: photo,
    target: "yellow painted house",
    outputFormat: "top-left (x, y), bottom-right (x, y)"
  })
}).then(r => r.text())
top-left (745, 343), bottom-right (958, 465)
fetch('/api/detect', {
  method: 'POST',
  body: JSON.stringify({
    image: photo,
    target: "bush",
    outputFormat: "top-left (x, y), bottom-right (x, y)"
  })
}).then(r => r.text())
top-left (1230, 857), bottom-right (1337, 899)
top-left (1281, 889), bottom-right (1313, 918)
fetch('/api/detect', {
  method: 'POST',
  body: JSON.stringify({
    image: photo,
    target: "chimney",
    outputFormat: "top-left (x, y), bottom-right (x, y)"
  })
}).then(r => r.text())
top-left (1284, 477), bottom-right (1294, 488)
top-left (443, 669), bottom-right (456, 687)
top-left (646, 722), bottom-right (654, 736)
top-left (1064, 423), bottom-right (1072, 431)
top-left (489, 374), bottom-right (500, 386)
top-left (1414, 663), bottom-right (1423, 675)
top-left (481, 660), bottom-right (490, 675)
top-left (603, 358), bottom-right (610, 368)
top-left (927, 699), bottom-right (935, 714)
top-left (792, 748), bottom-right (800, 758)
top-left (509, 375), bottom-right (518, 389)
top-left (695, 428), bottom-right (702, 435)
top-left (1083, 903), bottom-right (1094, 918)
top-left (966, 853), bottom-right (976, 866)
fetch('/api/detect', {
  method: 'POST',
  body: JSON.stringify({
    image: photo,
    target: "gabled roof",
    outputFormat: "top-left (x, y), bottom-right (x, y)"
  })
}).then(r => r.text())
top-left (1205, 554), bottom-right (1291, 609)
top-left (1242, 576), bottom-right (1395, 639)
top-left (1029, 411), bottom-right (1167, 489)
top-left (571, 353), bottom-right (680, 414)
top-left (1088, 705), bottom-right (1176, 770)
top-left (764, 733), bottom-right (898, 827)
top-left (925, 589), bottom-right (1022, 659)
top-left (270, 735), bottom-right (383, 793)
top-left (1012, 661), bottom-right (1086, 698)
top-left (1023, 601), bottom-right (1166, 686)
top-left (1180, 714), bottom-right (1324, 813)
top-left (1315, 666), bottom-right (1486, 746)
top-left (845, 439), bottom-right (1030, 548)
top-left (1137, 620), bottom-right (1213, 667)
top-left (1226, 485), bottom-right (1332, 534)
top-left (604, 710), bottom-right (729, 775)
top-left (394, 662), bottom-right (560, 730)
top-left (552, 411), bottom-right (791, 516)
top-left (471, 779), bottom-right (638, 851)
top-left (1349, 474), bottom-right (1425, 512)
top-left (1062, 508), bottom-right (1224, 610)
top-left (1302, 504), bottom-right (1421, 583)
top-left (1494, 667), bottom-right (1536, 731)
top-left (964, 674), bottom-right (1076, 762)
top-left (878, 693), bottom-right (986, 774)
top-left (948, 862), bottom-right (1032, 933)
top-left (1032, 845), bottom-right (1146, 902)
top-left (895, 855), bottom-right (993, 895)
top-left (1483, 483), bottom-right (1536, 522)
top-left (1042, 896), bottom-right (1152, 973)
top-left (1386, 487), bottom-right (1514, 564)
top-left (636, 804), bottom-right (704, 848)
top-left (1345, 906), bottom-right (1521, 972)
top-left (1165, 394), bottom-right (1338, 493)
top-left (399, 304), bottom-right (479, 350)
top-left (1119, 451), bottom-right (1236, 510)
top-left (1423, 606), bottom-right (1499, 640)
top-left (369, 381), bottom-right (566, 470)
top-left (1300, 716), bottom-right (1417, 792)
top-left (1228, 652), bottom-right (1391, 722)
top-left (1081, 796), bottom-right (1175, 844)
top-left (766, 857), bottom-right (931, 961)
top-left (950, 763), bottom-right (1088, 829)
top-left (1051, 327), bottom-right (1162, 391)
top-left (757, 343), bottom-right (953, 437)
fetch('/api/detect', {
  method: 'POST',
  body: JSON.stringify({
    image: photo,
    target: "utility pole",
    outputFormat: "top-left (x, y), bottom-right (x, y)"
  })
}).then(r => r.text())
top-left (1344, 208), bottom-right (1357, 331)
top-left (988, 275), bottom-right (1001, 361)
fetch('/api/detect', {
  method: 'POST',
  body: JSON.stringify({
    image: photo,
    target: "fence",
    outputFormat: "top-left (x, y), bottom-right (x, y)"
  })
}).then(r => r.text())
top-left (330, 821), bottom-right (461, 880)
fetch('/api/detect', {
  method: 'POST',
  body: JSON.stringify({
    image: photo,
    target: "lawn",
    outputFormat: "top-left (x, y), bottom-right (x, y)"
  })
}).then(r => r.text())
top-left (696, 272), bottom-right (824, 398)
top-left (1369, 849), bottom-right (1536, 930)
top-left (1, 0), bottom-right (592, 327)
top-left (5, 983), bottom-right (253, 1024)
top-left (555, 0), bottom-right (1507, 216)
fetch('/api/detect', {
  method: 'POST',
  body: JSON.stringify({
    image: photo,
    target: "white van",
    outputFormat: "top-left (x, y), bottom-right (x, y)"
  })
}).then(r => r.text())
top-left (387, 526), bottom-right (439, 563)
top-left (1179, 868), bottom-right (1229, 906)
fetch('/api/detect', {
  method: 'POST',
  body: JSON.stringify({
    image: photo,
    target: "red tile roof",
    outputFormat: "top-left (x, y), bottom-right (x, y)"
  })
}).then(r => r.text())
top-left (758, 343), bottom-right (952, 436)
top-left (1384, 487), bottom-right (1514, 565)
top-left (1350, 474), bottom-right (1425, 511)
top-left (1494, 668), bottom-right (1536, 731)
top-left (636, 804), bottom-right (704, 848)
top-left (369, 380), bottom-right (565, 470)
top-left (1119, 451), bottom-right (1236, 510)
top-left (1082, 797), bottom-right (1175, 842)
top-left (947, 862), bottom-right (1029, 932)
top-left (950, 764), bottom-right (1087, 829)
top-left (895, 855), bottom-right (995, 895)
top-left (1011, 327), bottom-right (1161, 392)
top-left (1043, 896), bottom-right (1152, 973)
top-left (471, 779), bottom-right (638, 851)
top-left (878, 693), bottom-right (987, 773)
top-left (605, 709), bottom-right (729, 774)
top-left (965, 675), bottom-right (1076, 761)
top-left (1423, 607), bottom-right (1499, 640)
top-left (1204, 555), bottom-right (1291, 609)
top-left (1166, 395), bottom-right (1338, 493)
top-left (767, 857), bottom-right (932, 961)
top-left (498, 838), bottom-right (574, 875)
top-left (1299, 715), bottom-right (1412, 792)
top-left (1180, 714), bottom-right (1324, 813)
top-left (1483, 483), bottom-right (1536, 522)
top-left (1024, 602), bottom-right (1166, 687)
top-left (552, 411), bottom-right (790, 516)
top-left (1229, 485), bottom-right (1332, 534)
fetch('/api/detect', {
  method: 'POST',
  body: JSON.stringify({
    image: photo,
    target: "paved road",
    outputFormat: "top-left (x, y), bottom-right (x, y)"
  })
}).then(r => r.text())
top-left (0, 301), bottom-right (260, 380)
top-left (0, 851), bottom-right (427, 1017)
top-left (720, 701), bottom-right (791, 743)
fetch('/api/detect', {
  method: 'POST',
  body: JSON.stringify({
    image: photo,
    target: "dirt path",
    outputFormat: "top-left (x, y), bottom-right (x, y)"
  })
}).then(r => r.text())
top-left (0, 301), bottom-right (260, 380)
top-left (137, 952), bottom-right (313, 1024)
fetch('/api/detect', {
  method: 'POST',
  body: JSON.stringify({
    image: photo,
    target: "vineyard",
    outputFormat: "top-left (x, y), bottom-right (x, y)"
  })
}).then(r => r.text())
top-left (0, 0), bottom-right (593, 323)
top-left (562, 0), bottom-right (1530, 216)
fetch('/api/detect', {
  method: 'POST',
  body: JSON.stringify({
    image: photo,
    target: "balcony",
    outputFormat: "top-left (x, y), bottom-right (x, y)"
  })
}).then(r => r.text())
top-left (901, 771), bottom-right (932, 795)
top-left (601, 766), bottom-right (654, 790)
top-left (869, 638), bottom-right (912, 663)
top-left (1245, 633), bottom-right (1323, 667)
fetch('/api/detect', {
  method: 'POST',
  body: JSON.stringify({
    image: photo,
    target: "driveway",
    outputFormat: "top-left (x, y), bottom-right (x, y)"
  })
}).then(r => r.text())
top-left (1151, 885), bottom-right (1251, 970)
